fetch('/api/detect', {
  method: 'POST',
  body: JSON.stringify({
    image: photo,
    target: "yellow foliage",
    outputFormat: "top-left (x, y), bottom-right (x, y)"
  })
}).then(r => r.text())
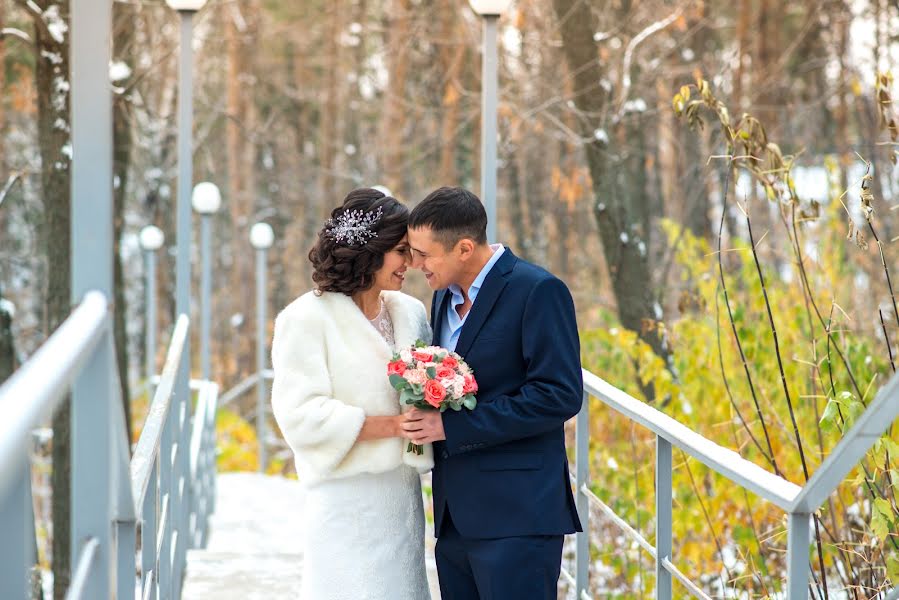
top-left (581, 216), bottom-right (898, 596)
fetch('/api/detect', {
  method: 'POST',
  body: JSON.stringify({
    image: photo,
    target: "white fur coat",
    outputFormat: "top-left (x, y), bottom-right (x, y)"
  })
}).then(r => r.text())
top-left (270, 290), bottom-right (434, 483)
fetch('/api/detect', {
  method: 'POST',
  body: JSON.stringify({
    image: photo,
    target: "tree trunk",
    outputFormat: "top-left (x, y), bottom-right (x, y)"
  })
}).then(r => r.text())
top-left (113, 0), bottom-right (136, 440)
top-left (0, 1), bottom-right (11, 384)
top-left (0, 0), bottom-right (6, 172)
top-left (21, 0), bottom-right (72, 595)
top-left (734, 0), bottom-right (749, 111)
top-left (226, 4), bottom-right (257, 380)
top-left (318, 0), bottom-right (342, 206)
top-left (0, 281), bottom-right (15, 383)
top-left (437, 0), bottom-right (462, 184)
top-left (380, 0), bottom-right (410, 194)
top-left (552, 0), bottom-right (672, 393)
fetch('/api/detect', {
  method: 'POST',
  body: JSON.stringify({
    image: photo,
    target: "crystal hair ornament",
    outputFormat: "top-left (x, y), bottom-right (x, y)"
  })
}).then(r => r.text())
top-left (324, 206), bottom-right (383, 246)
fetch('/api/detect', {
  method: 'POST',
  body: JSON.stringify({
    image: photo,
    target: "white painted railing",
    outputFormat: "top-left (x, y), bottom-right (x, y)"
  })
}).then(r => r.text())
top-left (0, 292), bottom-right (219, 600)
top-left (564, 369), bottom-right (899, 599)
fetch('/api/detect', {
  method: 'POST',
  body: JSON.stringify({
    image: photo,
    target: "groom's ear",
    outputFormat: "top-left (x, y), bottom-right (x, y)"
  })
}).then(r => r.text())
top-left (456, 238), bottom-right (475, 260)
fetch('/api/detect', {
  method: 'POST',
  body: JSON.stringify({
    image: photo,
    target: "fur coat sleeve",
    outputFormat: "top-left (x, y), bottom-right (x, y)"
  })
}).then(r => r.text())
top-left (270, 290), bottom-right (434, 483)
top-left (270, 298), bottom-right (367, 476)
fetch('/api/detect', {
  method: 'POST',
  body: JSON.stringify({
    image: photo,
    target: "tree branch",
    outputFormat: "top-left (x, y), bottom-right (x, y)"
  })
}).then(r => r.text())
top-left (618, 7), bottom-right (683, 111)
top-left (11, 0), bottom-right (55, 46)
top-left (0, 173), bottom-right (23, 207)
top-left (0, 27), bottom-right (33, 44)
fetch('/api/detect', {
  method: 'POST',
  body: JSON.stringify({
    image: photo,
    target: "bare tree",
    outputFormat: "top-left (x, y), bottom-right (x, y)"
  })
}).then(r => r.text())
top-left (11, 0), bottom-right (72, 595)
top-left (552, 0), bottom-right (673, 393)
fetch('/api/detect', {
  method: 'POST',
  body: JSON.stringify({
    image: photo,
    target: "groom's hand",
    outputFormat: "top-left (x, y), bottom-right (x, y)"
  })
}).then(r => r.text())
top-left (401, 408), bottom-right (446, 444)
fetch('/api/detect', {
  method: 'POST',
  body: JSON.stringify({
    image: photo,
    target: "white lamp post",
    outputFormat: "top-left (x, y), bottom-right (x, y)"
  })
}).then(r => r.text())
top-left (166, 0), bottom-right (205, 589)
top-left (139, 226), bottom-right (165, 401)
top-left (250, 223), bottom-right (274, 473)
top-left (469, 0), bottom-right (512, 243)
top-left (192, 182), bottom-right (221, 381)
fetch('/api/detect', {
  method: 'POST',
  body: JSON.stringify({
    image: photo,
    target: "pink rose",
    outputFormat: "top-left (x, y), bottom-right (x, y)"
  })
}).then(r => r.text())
top-left (436, 366), bottom-right (456, 380)
top-left (463, 374), bottom-right (478, 395)
top-left (424, 379), bottom-right (446, 408)
top-left (440, 356), bottom-right (459, 370)
top-left (412, 350), bottom-right (434, 363)
top-left (387, 360), bottom-right (407, 376)
top-left (403, 369), bottom-right (427, 386)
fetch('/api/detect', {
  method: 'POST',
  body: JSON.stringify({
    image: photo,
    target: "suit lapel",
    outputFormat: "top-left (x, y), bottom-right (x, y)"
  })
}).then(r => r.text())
top-left (453, 248), bottom-right (516, 357)
top-left (431, 289), bottom-right (450, 346)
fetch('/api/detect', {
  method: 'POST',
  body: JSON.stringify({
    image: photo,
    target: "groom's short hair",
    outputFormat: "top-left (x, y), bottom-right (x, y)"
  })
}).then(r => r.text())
top-left (409, 187), bottom-right (488, 249)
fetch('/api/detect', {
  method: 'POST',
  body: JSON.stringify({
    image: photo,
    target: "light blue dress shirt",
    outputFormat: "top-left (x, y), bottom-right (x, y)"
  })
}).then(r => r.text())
top-left (440, 244), bottom-right (505, 352)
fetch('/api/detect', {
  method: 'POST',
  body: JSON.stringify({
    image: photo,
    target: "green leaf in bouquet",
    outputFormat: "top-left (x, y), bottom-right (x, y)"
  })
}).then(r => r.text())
top-left (450, 401), bottom-right (462, 411)
top-left (411, 383), bottom-right (423, 395)
top-left (415, 339), bottom-right (427, 348)
top-left (400, 388), bottom-right (417, 405)
top-left (435, 352), bottom-right (446, 362)
top-left (439, 404), bottom-right (448, 413)
top-left (389, 374), bottom-right (409, 390)
top-left (462, 396), bottom-right (476, 410)
top-left (426, 366), bottom-right (437, 379)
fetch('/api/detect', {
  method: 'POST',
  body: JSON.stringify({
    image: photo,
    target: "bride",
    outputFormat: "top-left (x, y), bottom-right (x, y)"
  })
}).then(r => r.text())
top-left (270, 188), bottom-right (433, 599)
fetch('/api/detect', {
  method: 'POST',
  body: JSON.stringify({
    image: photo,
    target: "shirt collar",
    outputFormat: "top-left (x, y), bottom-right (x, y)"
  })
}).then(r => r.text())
top-left (449, 244), bottom-right (505, 304)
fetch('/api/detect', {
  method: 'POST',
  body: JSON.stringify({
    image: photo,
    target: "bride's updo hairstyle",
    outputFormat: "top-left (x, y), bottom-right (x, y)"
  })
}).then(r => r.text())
top-left (309, 188), bottom-right (409, 296)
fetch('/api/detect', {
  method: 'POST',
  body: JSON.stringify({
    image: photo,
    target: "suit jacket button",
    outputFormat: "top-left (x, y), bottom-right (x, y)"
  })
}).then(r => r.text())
top-left (442, 451), bottom-right (449, 459)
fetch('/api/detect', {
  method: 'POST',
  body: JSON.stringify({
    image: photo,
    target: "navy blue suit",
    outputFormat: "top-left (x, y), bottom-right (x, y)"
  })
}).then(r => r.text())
top-left (431, 248), bottom-right (583, 600)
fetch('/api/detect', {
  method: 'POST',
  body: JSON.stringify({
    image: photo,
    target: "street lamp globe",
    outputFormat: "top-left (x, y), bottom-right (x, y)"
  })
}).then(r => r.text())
top-left (139, 225), bottom-right (165, 251)
top-left (191, 182), bottom-right (222, 214)
top-left (165, 0), bottom-right (207, 11)
top-left (250, 222), bottom-right (274, 250)
top-left (469, 0), bottom-right (513, 16)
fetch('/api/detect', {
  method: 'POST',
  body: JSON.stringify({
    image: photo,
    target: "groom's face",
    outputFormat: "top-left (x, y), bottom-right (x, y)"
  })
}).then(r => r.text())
top-left (407, 226), bottom-right (463, 291)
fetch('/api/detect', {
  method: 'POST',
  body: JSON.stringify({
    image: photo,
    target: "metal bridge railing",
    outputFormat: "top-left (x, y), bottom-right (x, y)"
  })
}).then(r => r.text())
top-left (0, 291), bottom-right (219, 600)
top-left (563, 369), bottom-right (899, 600)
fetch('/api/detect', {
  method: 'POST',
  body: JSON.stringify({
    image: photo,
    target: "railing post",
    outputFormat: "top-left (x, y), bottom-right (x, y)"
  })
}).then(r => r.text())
top-left (71, 329), bottom-right (115, 599)
top-left (158, 402), bottom-right (173, 600)
top-left (656, 435), bottom-right (673, 599)
top-left (786, 512), bottom-right (811, 599)
top-left (116, 518), bottom-right (137, 600)
top-left (206, 395), bottom-right (217, 521)
top-left (575, 391), bottom-right (590, 598)
top-left (0, 458), bottom-right (30, 600)
top-left (176, 394), bottom-right (191, 598)
top-left (251, 223), bottom-right (274, 473)
top-left (257, 246), bottom-right (267, 472)
top-left (142, 457), bottom-right (159, 600)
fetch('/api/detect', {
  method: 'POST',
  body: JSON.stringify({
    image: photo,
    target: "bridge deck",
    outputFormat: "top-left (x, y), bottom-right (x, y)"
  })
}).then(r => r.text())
top-left (182, 472), bottom-right (442, 599)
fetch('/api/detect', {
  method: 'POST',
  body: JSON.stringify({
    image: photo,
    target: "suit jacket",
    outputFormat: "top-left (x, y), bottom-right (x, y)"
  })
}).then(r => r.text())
top-left (431, 248), bottom-right (583, 538)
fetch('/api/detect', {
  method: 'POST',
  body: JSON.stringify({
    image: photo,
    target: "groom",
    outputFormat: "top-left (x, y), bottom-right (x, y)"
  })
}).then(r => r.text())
top-left (403, 186), bottom-right (583, 600)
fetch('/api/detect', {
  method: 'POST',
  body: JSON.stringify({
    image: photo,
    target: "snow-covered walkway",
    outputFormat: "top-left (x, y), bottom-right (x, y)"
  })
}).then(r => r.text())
top-left (182, 472), bottom-right (441, 599)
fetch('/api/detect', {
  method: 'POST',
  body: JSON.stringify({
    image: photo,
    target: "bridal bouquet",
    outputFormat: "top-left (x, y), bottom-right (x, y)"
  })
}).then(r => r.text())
top-left (387, 340), bottom-right (479, 455)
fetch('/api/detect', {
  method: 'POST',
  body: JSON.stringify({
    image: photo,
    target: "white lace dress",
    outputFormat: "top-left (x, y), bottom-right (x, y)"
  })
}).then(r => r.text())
top-left (299, 301), bottom-right (430, 600)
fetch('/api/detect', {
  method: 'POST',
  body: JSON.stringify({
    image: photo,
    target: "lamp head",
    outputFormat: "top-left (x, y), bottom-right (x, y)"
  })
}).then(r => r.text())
top-left (469, 0), bottom-right (513, 16)
top-left (191, 182), bottom-right (222, 214)
top-left (250, 223), bottom-right (274, 250)
top-left (139, 226), bottom-right (165, 251)
top-left (165, 0), bottom-right (206, 12)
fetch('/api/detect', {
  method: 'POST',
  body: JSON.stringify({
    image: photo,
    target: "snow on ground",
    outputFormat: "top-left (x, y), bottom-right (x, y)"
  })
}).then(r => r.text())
top-left (183, 472), bottom-right (441, 599)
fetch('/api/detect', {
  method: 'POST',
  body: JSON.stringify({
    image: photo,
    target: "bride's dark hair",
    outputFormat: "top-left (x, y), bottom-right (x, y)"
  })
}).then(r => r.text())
top-left (309, 188), bottom-right (409, 296)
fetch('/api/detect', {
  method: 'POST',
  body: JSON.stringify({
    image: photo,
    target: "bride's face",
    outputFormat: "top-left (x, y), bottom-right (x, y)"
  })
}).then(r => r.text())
top-left (373, 235), bottom-right (412, 292)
